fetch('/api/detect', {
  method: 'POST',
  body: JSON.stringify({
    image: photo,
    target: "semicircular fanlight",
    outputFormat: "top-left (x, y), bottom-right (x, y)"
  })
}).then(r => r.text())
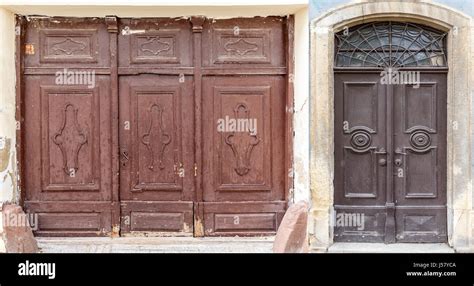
top-left (335, 22), bottom-right (447, 68)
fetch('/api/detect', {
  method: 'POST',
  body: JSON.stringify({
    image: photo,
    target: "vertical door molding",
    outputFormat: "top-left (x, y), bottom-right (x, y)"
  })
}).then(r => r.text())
top-left (190, 16), bottom-right (206, 237)
top-left (105, 15), bottom-right (120, 237)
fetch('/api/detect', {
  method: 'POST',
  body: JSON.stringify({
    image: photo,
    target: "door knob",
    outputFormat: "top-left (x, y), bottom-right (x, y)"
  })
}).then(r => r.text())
top-left (378, 158), bottom-right (387, 166)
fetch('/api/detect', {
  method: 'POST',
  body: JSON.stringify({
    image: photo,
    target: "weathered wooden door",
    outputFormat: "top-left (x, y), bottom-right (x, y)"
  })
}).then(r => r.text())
top-left (199, 18), bottom-right (288, 235)
top-left (334, 72), bottom-right (389, 242)
top-left (22, 18), bottom-right (117, 236)
top-left (118, 18), bottom-right (195, 235)
top-left (21, 16), bottom-right (292, 237)
top-left (333, 22), bottom-right (448, 243)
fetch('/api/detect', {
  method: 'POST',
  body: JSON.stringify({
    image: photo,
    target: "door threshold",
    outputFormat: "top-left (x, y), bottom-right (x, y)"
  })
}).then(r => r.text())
top-left (327, 242), bottom-right (454, 253)
top-left (36, 236), bottom-right (275, 253)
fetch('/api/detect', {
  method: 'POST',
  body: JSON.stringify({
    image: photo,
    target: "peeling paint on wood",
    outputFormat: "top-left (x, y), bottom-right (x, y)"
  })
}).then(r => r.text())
top-left (194, 218), bottom-right (204, 237)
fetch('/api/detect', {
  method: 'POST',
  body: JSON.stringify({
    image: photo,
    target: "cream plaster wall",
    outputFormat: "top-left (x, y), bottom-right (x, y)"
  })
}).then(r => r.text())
top-left (0, 8), bottom-right (16, 205)
top-left (293, 7), bottom-right (310, 204)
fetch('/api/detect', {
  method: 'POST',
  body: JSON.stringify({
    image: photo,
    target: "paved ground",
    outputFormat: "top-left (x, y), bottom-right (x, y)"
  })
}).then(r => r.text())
top-left (328, 243), bottom-right (455, 253)
top-left (37, 237), bottom-right (275, 253)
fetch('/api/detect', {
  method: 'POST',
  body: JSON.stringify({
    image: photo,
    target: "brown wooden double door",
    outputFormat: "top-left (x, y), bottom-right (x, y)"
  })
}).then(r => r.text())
top-left (334, 71), bottom-right (447, 243)
top-left (22, 16), bottom-right (290, 237)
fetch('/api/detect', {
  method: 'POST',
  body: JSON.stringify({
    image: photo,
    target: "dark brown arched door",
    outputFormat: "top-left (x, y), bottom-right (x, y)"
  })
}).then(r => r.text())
top-left (333, 22), bottom-right (448, 243)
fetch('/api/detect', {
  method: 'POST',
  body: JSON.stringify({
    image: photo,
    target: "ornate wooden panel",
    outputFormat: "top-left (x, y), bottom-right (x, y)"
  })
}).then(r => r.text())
top-left (119, 74), bottom-right (195, 235)
top-left (211, 28), bottom-right (271, 64)
top-left (40, 86), bottom-right (100, 192)
top-left (24, 18), bottom-right (109, 69)
top-left (202, 76), bottom-right (286, 235)
top-left (39, 29), bottom-right (99, 63)
top-left (212, 86), bottom-right (271, 192)
top-left (22, 17), bottom-right (116, 237)
top-left (202, 17), bottom-right (285, 68)
top-left (23, 73), bottom-right (114, 235)
top-left (118, 18), bottom-right (192, 68)
top-left (130, 30), bottom-right (181, 64)
top-left (118, 19), bottom-right (193, 235)
top-left (24, 76), bottom-right (114, 236)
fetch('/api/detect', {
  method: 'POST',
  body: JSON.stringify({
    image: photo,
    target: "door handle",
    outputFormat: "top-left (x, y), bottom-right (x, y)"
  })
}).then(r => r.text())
top-left (394, 148), bottom-right (407, 156)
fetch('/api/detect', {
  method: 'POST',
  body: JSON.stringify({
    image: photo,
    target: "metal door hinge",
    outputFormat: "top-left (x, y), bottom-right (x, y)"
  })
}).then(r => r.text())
top-left (194, 163), bottom-right (198, 177)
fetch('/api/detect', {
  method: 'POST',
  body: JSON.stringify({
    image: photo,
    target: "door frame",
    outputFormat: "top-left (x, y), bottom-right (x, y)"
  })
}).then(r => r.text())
top-left (310, 1), bottom-right (474, 252)
top-left (14, 14), bottom-right (295, 237)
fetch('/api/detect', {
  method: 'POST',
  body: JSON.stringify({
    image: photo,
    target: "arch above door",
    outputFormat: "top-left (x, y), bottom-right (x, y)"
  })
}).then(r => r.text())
top-left (334, 21), bottom-right (447, 68)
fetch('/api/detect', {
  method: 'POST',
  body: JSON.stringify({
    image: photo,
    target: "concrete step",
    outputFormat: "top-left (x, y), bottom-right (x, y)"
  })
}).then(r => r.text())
top-left (328, 242), bottom-right (455, 253)
top-left (37, 237), bottom-right (275, 253)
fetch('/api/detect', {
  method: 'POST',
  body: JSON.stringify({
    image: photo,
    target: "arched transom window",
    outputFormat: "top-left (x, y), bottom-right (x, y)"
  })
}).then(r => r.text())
top-left (335, 21), bottom-right (447, 68)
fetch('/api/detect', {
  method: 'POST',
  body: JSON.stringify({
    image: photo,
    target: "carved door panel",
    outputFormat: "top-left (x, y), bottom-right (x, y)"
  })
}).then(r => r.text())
top-left (119, 75), bottom-right (195, 235)
top-left (199, 17), bottom-right (288, 236)
top-left (334, 73), bottom-right (388, 242)
top-left (201, 76), bottom-right (286, 236)
top-left (118, 18), bottom-right (195, 235)
top-left (23, 18), bottom-right (116, 236)
top-left (392, 73), bottom-right (447, 242)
